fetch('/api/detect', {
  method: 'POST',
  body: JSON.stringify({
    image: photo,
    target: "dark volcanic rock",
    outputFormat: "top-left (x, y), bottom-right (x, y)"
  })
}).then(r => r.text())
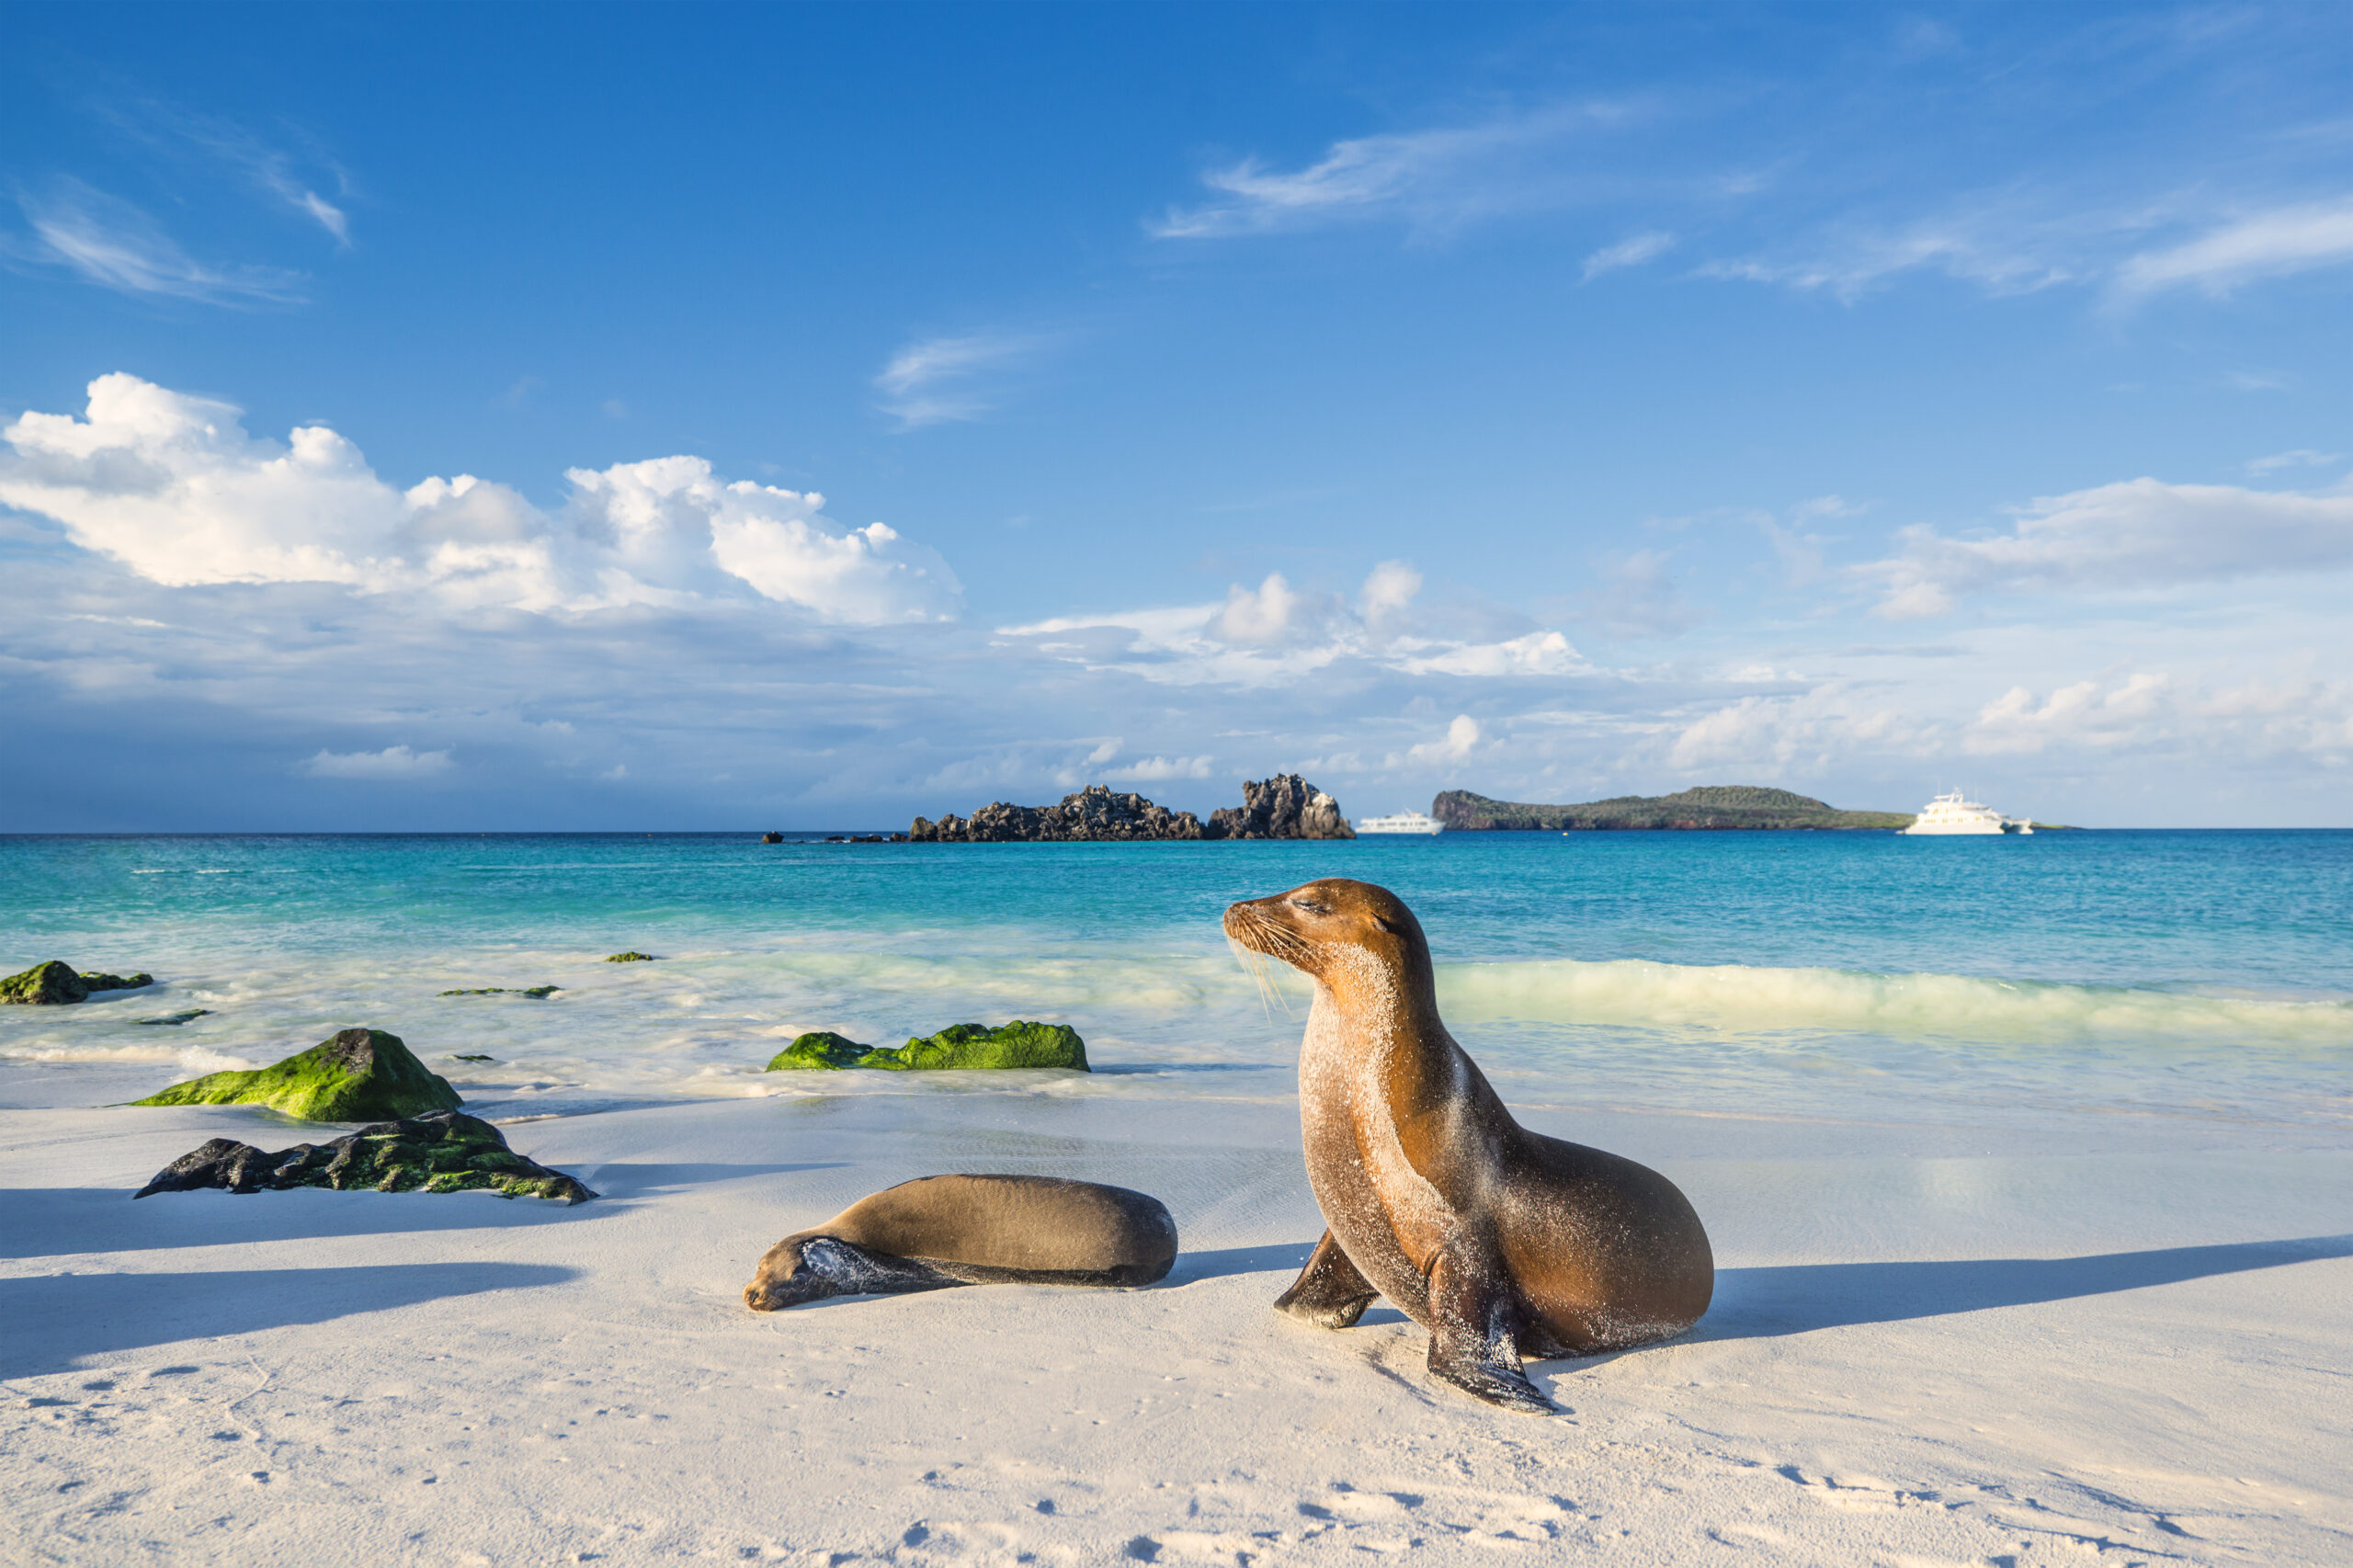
top-left (910, 775), bottom-right (1352, 843)
top-left (133, 1110), bottom-right (596, 1203)
top-left (761, 831), bottom-right (784, 844)
top-left (1207, 774), bottom-right (1356, 840)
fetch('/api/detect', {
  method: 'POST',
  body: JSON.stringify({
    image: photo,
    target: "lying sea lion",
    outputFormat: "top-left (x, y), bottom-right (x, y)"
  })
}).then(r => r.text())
top-left (1226, 877), bottom-right (1713, 1414)
top-left (744, 1174), bottom-right (1177, 1310)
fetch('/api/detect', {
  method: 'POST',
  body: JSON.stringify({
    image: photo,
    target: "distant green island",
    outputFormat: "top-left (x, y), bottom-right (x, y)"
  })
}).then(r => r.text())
top-left (1432, 785), bottom-right (1917, 832)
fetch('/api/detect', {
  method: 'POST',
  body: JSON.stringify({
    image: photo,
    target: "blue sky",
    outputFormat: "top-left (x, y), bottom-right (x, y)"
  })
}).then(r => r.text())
top-left (4, 3), bottom-right (2349, 829)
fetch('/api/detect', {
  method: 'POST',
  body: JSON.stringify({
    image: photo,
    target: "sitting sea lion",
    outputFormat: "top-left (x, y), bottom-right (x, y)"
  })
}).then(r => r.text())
top-left (744, 1174), bottom-right (1177, 1310)
top-left (1226, 878), bottom-right (1712, 1414)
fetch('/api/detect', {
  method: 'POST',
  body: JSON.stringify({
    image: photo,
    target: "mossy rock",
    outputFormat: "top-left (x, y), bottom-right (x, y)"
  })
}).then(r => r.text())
top-left (131, 1028), bottom-right (463, 1121)
top-left (764, 1020), bottom-right (1088, 1072)
top-left (134, 1009), bottom-right (211, 1027)
top-left (3, 961), bottom-right (157, 1004)
top-left (3, 960), bottom-right (88, 1004)
top-left (604, 951), bottom-right (658, 963)
top-left (765, 1030), bottom-right (872, 1070)
top-left (133, 1109), bottom-right (595, 1204)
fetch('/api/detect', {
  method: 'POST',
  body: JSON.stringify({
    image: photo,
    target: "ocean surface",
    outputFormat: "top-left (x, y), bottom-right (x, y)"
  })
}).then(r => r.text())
top-left (4, 830), bottom-right (2347, 1153)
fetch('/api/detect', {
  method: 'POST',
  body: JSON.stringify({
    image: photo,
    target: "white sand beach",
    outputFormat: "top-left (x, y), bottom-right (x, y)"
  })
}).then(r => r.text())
top-left (7, 1074), bottom-right (2349, 1565)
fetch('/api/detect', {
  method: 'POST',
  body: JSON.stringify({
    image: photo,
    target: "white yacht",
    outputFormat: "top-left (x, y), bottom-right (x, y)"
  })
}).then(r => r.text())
top-left (1354, 809), bottom-right (1445, 835)
top-left (1902, 790), bottom-right (2034, 835)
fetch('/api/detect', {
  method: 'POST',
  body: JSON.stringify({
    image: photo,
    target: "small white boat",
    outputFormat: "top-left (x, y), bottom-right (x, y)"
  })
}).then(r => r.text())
top-left (1354, 810), bottom-right (1445, 835)
top-left (1902, 790), bottom-right (2034, 835)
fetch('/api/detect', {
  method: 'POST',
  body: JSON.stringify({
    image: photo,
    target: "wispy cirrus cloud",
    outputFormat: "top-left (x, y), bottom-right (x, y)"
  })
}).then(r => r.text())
top-left (1581, 230), bottom-right (1676, 281)
top-left (2114, 195), bottom-right (2353, 297)
top-left (1150, 103), bottom-right (1632, 241)
top-left (94, 95), bottom-right (354, 245)
top-left (874, 331), bottom-right (1052, 429)
top-left (11, 179), bottom-right (308, 305)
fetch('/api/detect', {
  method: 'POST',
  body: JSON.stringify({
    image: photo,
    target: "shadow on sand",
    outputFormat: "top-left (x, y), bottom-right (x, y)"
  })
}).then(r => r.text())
top-left (1, 1185), bottom-right (613, 1261)
top-left (1166, 1234), bottom-right (2353, 1341)
top-left (1702, 1233), bottom-right (2353, 1340)
top-left (0, 1261), bottom-right (577, 1376)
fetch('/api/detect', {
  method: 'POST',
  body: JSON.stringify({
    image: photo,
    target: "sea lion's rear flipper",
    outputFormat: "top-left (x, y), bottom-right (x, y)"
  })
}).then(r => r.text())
top-left (1274, 1230), bottom-right (1380, 1329)
top-left (1424, 1239), bottom-right (1555, 1415)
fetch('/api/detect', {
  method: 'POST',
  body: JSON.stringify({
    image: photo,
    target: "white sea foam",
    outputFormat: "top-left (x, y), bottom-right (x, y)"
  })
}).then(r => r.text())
top-left (1437, 958), bottom-right (2352, 1046)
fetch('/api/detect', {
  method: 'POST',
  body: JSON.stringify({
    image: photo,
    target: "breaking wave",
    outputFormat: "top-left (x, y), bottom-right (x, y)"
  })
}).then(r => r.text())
top-left (1436, 959), bottom-right (2353, 1048)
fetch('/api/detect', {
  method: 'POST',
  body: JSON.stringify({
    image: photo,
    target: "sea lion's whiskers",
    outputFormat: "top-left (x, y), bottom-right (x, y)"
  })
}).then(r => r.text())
top-left (1228, 936), bottom-right (1280, 1023)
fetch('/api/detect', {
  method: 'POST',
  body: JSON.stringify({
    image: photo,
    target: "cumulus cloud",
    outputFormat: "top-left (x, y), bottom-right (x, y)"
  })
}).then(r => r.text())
top-left (1405, 714), bottom-right (1483, 765)
top-left (1859, 476), bottom-right (2353, 617)
top-left (1966, 675), bottom-right (2169, 755)
top-left (301, 744), bottom-right (452, 779)
top-left (1668, 684), bottom-right (1919, 773)
top-left (0, 374), bottom-right (961, 624)
top-left (1211, 573), bottom-right (1306, 645)
top-left (1102, 754), bottom-right (1215, 782)
top-left (1000, 560), bottom-right (1582, 688)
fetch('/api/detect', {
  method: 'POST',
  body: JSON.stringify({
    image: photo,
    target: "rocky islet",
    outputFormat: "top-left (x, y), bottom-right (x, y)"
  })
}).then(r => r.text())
top-left (910, 773), bottom-right (1353, 843)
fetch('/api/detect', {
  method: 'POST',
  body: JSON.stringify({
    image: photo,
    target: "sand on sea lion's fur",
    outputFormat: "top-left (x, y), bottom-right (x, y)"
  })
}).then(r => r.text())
top-left (744, 1174), bottom-right (1177, 1311)
top-left (1225, 877), bottom-right (1714, 1414)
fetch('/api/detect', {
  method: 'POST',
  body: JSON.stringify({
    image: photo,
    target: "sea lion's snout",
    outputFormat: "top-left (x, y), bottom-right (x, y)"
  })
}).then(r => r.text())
top-left (744, 1237), bottom-right (832, 1312)
top-left (1225, 880), bottom-right (1422, 978)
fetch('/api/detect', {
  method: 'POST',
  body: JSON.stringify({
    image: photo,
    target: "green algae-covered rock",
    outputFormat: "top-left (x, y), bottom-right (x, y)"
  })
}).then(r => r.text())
top-left (133, 1109), bottom-right (595, 1203)
top-left (134, 1009), bottom-right (211, 1027)
top-left (886, 1021), bottom-right (1087, 1070)
top-left (131, 1027), bottom-right (463, 1121)
top-left (1, 961), bottom-right (157, 1004)
top-left (764, 1020), bottom-right (1088, 1072)
top-left (605, 951), bottom-right (658, 963)
top-left (2, 960), bottom-right (88, 1004)
top-left (765, 1030), bottom-right (873, 1070)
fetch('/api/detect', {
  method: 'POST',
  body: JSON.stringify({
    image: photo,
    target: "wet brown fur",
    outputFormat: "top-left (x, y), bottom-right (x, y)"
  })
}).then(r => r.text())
top-left (1226, 878), bottom-right (1713, 1413)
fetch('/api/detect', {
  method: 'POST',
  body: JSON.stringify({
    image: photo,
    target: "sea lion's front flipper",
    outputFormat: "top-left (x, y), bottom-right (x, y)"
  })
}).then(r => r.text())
top-left (1274, 1230), bottom-right (1380, 1329)
top-left (1424, 1237), bottom-right (1554, 1415)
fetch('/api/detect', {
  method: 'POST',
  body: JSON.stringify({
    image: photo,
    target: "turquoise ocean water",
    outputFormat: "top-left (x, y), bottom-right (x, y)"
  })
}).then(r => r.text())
top-left (3, 831), bottom-right (2347, 1149)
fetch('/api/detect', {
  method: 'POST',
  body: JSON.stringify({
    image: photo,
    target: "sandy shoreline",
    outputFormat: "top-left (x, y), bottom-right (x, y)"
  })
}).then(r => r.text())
top-left (5, 1075), bottom-right (2348, 1566)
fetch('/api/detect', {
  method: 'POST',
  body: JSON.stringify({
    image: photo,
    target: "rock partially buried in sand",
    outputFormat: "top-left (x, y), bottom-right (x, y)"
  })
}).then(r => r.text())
top-left (1, 960), bottom-right (155, 1005)
top-left (133, 1109), bottom-right (595, 1203)
top-left (745, 1175), bottom-right (1175, 1310)
top-left (763, 1021), bottom-right (1089, 1072)
top-left (438, 985), bottom-right (560, 998)
top-left (605, 951), bottom-right (658, 963)
top-left (131, 1027), bottom-right (464, 1121)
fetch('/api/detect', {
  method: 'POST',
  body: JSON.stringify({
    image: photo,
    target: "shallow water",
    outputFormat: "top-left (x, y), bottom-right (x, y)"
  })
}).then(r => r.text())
top-left (4, 830), bottom-right (2347, 1148)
